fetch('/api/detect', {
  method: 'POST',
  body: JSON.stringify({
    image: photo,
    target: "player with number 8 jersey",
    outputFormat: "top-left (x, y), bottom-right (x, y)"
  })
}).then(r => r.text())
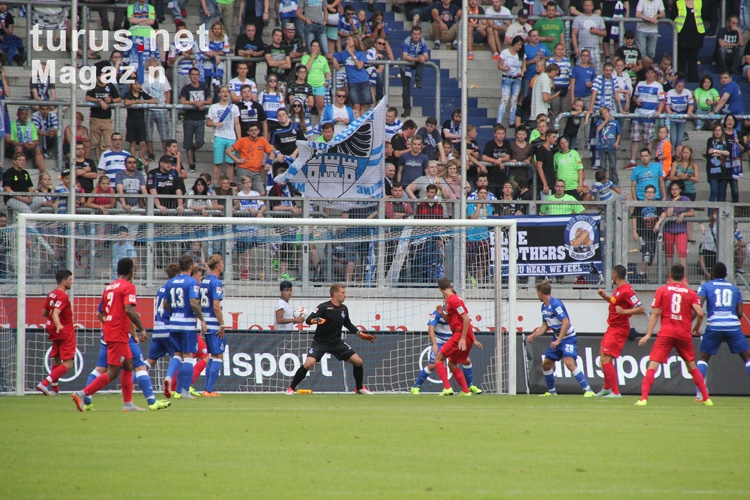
top-left (72, 258), bottom-right (149, 412)
top-left (199, 254), bottom-right (226, 396)
top-left (636, 264), bottom-right (711, 406)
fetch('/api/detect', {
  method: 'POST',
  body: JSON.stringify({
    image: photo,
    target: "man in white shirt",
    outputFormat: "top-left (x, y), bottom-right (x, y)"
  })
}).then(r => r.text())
top-left (634, 0), bottom-right (664, 59)
top-left (531, 63), bottom-right (561, 120)
top-left (228, 61), bottom-right (259, 103)
top-left (142, 58), bottom-right (172, 162)
top-left (484, 0), bottom-right (511, 60)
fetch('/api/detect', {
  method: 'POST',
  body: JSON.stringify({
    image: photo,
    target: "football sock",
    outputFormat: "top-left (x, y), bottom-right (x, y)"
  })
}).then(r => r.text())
top-left (602, 361), bottom-right (620, 394)
top-left (166, 356), bottom-right (182, 381)
top-left (451, 366), bottom-right (469, 393)
top-left (745, 360), bottom-right (750, 377)
top-left (135, 370), bottom-right (156, 405)
top-left (696, 360), bottom-right (708, 398)
top-left (179, 358), bottom-right (196, 392)
top-left (641, 368), bottom-right (656, 400)
top-left (572, 367), bottom-right (591, 392)
top-left (462, 363), bottom-right (474, 387)
top-left (435, 362), bottom-right (451, 389)
top-left (121, 370), bottom-right (134, 404)
top-left (205, 358), bottom-right (222, 392)
top-left (690, 368), bottom-right (710, 401)
top-left (353, 364), bottom-right (364, 390)
top-left (192, 358), bottom-right (208, 385)
top-left (543, 368), bottom-right (556, 394)
top-left (46, 364), bottom-right (69, 385)
top-left (414, 367), bottom-right (432, 387)
top-left (84, 369), bottom-right (100, 404)
top-left (290, 366), bottom-right (309, 390)
top-left (84, 372), bottom-right (111, 397)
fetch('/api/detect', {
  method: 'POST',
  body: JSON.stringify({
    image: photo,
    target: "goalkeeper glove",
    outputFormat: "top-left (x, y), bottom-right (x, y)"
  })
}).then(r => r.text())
top-left (358, 332), bottom-right (376, 343)
top-left (309, 317), bottom-right (326, 325)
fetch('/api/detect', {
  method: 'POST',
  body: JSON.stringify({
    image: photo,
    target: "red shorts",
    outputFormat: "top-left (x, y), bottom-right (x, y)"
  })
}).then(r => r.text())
top-left (197, 335), bottom-right (208, 359)
top-left (600, 326), bottom-right (630, 358)
top-left (649, 335), bottom-right (695, 364)
top-left (664, 232), bottom-right (688, 259)
top-left (49, 335), bottom-right (77, 361)
top-left (440, 334), bottom-right (474, 365)
top-left (107, 341), bottom-right (133, 366)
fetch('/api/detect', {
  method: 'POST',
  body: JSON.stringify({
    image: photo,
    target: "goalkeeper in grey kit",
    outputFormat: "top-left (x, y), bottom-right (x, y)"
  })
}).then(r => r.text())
top-left (286, 284), bottom-right (376, 395)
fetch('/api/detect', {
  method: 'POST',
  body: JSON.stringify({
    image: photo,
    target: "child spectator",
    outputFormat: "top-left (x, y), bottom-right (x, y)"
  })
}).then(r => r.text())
top-left (653, 125), bottom-right (672, 177)
top-left (594, 106), bottom-right (621, 186)
top-left (111, 226), bottom-right (137, 279)
top-left (589, 170), bottom-right (628, 202)
top-left (630, 183), bottom-right (659, 282)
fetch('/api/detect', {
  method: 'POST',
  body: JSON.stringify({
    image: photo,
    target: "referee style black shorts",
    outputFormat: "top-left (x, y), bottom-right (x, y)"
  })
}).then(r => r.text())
top-left (308, 340), bottom-right (356, 362)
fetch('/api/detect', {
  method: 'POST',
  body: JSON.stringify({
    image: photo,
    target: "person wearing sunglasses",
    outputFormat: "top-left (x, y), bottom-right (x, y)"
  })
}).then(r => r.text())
top-left (321, 89), bottom-right (355, 134)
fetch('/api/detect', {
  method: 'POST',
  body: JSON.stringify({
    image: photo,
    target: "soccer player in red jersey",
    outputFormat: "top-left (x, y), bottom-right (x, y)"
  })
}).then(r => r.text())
top-left (72, 258), bottom-right (148, 412)
top-left (595, 265), bottom-right (644, 398)
top-left (37, 270), bottom-right (76, 396)
top-left (433, 277), bottom-right (483, 396)
top-left (636, 264), bottom-right (712, 406)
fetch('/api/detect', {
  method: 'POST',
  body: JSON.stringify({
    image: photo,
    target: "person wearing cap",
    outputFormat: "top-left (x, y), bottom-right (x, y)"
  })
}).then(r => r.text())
top-left (281, 21), bottom-right (306, 60)
top-left (148, 154), bottom-right (186, 214)
top-left (84, 71), bottom-right (122, 159)
top-left (275, 280), bottom-right (305, 330)
top-left (614, 30), bottom-right (642, 72)
top-left (430, 0), bottom-right (462, 50)
top-left (504, 8), bottom-right (532, 45)
top-left (5, 106), bottom-right (46, 172)
top-left (226, 122), bottom-right (276, 194)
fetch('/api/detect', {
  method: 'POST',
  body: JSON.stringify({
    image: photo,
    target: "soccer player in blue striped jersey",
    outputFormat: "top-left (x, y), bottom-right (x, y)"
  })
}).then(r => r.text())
top-left (199, 254), bottom-right (226, 396)
top-left (695, 262), bottom-right (750, 401)
top-left (527, 281), bottom-right (594, 397)
top-left (146, 263), bottom-right (180, 397)
top-left (164, 255), bottom-right (206, 399)
top-left (411, 309), bottom-right (482, 394)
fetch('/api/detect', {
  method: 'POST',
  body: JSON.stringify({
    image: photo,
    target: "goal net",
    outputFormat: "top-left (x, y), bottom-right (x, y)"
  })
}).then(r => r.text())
top-left (2, 212), bottom-right (517, 395)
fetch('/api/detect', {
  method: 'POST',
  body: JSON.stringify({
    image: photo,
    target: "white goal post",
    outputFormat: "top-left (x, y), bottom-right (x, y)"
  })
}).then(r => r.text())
top-left (7, 213), bottom-right (517, 395)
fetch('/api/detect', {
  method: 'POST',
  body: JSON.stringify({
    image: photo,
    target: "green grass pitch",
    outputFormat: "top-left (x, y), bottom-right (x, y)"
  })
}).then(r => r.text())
top-left (1, 393), bottom-right (749, 499)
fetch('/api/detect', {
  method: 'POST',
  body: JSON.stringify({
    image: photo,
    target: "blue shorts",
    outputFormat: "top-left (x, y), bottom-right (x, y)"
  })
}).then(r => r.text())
top-left (213, 136), bottom-right (236, 165)
top-left (544, 335), bottom-right (579, 361)
top-left (96, 342), bottom-right (108, 368)
top-left (701, 327), bottom-right (750, 356)
top-left (171, 331), bottom-right (199, 354)
top-left (128, 337), bottom-right (147, 369)
top-left (428, 341), bottom-right (447, 364)
top-left (348, 81), bottom-right (373, 105)
top-left (205, 332), bottom-right (226, 356)
top-left (96, 339), bottom-right (147, 368)
top-left (147, 336), bottom-right (176, 360)
top-left (311, 86), bottom-right (327, 96)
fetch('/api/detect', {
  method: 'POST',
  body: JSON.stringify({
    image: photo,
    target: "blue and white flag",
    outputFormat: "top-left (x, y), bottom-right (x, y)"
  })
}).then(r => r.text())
top-left (282, 97), bottom-right (386, 205)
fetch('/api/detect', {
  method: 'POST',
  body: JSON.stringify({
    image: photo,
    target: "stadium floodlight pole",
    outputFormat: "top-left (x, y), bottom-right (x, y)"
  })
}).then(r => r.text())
top-left (459, 0), bottom-right (469, 290)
